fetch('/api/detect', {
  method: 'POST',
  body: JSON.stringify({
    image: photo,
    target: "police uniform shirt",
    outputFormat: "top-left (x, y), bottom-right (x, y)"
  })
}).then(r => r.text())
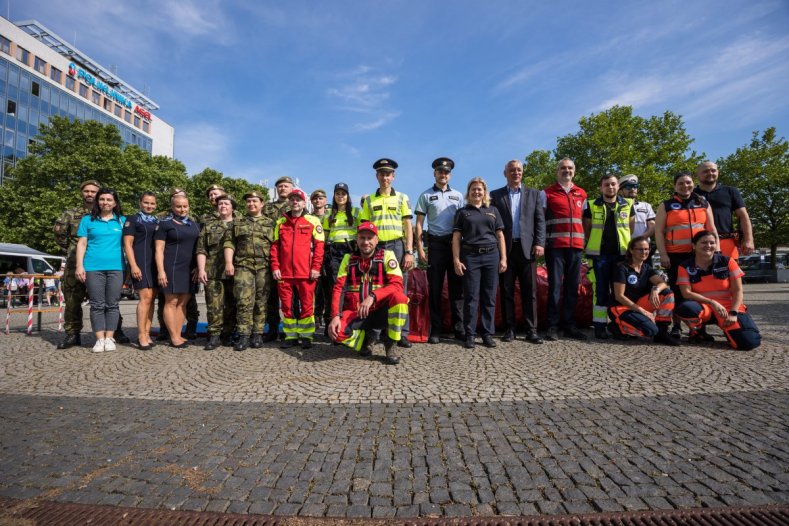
top-left (693, 184), bottom-right (745, 235)
top-left (414, 185), bottom-right (465, 237)
top-left (613, 262), bottom-right (660, 304)
top-left (453, 204), bottom-right (504, 247)
top-left (631, 200), bottom-right (656, 238)
top-left (583, 201), bottom-right (633, 255)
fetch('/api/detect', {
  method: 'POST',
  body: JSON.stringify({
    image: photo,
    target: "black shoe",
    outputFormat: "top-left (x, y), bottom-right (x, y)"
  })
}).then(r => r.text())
top-left (301, 338), bottom-right (312, 349)
top-left (428, 335), bottom-right (440, 344)
top-left (464, 336), bottom-right (476, 349)
top-left (563, 327), bottom-right (588, 340)
top-left (114, 330), bottom-right (131, 344)
top-left (454, 331), bottom-right (466, 341)
top-left (546, 327), bottom-right (559, 341)
top-left (594, 326), bottom-right (609, 340)
top-left (234, 335), bottom-right (249, 352)
top-left (220, 333), bottom-right (234, 347)
top-left (359, 344), bottom-right (373, 357)
top-left (525, 330), bottom-right (543, 344)
top-left (482, 335), bottom-right (497, 348)
top-left (384, 340), bottom-right (400, 365)
top-left (689, 330), bottom-right (714, 344)
top-left (262, 331), bottom-right (279, 343)
top-left (169, 341), bottom-right (189, 349)
top-left (281, 338), bottom-right (299, 348)
top-left (250, 333), bottom-right (263, 349)
top-left (501, 330), bottom-right (515, 342)
top-left (654, 331), bottom-right (681, 346)
top-left (204, 335), bottom-right (221, 351)
top-left (138, 343), bottom-right (153, 351)
top-left (670, 325), bottom-right (682, 339)
top-left (56, 333), bottom-right (81, 349)
top-left (397, 337), bottom-right (412, 348)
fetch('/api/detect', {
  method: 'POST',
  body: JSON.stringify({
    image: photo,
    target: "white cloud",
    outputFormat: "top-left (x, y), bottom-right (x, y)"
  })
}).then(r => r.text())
top-left (327, 65), bottom-right (401, 131)
top-left (353, 112), bottom-right (402, 132)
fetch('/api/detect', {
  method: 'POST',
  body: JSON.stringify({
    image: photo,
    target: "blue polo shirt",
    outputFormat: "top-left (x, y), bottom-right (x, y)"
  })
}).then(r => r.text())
top-left (414, 184), bottom-right (465, 236)
top-left (77, 214), bottom-right (126, 271)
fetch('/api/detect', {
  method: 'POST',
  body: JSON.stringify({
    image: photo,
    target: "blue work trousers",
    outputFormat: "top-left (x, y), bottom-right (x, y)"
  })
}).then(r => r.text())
top-left (461, 250), bottom-right (499, 338)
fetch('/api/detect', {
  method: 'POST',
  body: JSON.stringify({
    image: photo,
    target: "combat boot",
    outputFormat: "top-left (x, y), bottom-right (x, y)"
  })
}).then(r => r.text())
top-left (56, 333), bottom-right (81, 350)
top-left (234, 335), bottom-right (249, 352)
top-left (360, 334), bottom-right (374, 356)
top-left (301, 338), bottom-right (312, 349)
top-left (204, 335), bottom-right (221, 351)
top-left (384, 339), bottom-right (400, 365)
top-left (250, 333), bottom-right (263, 348)
top-left (220, 332), bottom-right (233, 347)
top-left (185, 320), bottom-right (198, 340)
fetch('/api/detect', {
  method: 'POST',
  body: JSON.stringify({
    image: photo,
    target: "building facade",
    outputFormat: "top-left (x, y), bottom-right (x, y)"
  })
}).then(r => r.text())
top-left (0, 17), bottom-right (174, 184)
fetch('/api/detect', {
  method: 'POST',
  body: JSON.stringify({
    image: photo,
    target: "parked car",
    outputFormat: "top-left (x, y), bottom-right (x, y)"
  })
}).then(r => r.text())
top-left (740, 252), bottom-right (789, 283)
top-left (0, 243), bottom-right (64, 275)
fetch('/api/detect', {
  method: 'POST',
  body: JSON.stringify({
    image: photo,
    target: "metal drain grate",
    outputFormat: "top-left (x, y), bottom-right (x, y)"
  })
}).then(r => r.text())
top-left (1, 498), bottom-right (787, 525)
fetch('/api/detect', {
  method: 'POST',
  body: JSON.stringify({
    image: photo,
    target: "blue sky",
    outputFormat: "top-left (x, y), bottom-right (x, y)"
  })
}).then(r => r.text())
top-left (13, 0), bottom-right (789, 201)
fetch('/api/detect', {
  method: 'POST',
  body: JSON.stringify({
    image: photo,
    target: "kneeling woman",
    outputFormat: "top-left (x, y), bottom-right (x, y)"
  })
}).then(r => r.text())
top-left (675, 230), bottom-right (761, 350)
top-left (609, 236), bottom-right (680, 345)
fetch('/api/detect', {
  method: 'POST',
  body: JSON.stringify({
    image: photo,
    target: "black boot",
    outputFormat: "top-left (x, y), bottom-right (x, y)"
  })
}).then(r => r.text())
top-left (204, 335), bottom-right (221, 351)
top-left (185, 320), bottom-right (198, 340)
top-left (234, 335), bottom-right (249, 352)
top-left (220, 332), bottom-right (233, 347)
top-left (250, 333), bottom-right (263, 348)
top-left (262, 330), bottom-right (279, 343)
top-left (384, 339), bottom-right (400, 365)
top-left (594, 326), bottom-right (609, 340)
top-left (654, 325), bottom-right (681, 346)
top-left (56, 333), bottom-right (81, 349)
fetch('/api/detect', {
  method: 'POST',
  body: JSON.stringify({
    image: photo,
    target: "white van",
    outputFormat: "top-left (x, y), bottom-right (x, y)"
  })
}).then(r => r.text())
top-left (0, 243), bottom-right (65, 275)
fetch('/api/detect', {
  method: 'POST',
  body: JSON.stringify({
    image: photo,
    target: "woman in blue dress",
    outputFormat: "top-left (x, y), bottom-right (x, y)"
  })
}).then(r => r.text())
top-left (154, 195), bottom-right (200, 348)
top-left (123, 192), bottom-right (159, 350)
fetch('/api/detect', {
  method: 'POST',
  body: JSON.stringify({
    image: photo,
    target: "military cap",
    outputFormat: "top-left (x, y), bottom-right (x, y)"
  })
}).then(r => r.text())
top-left (334, 182), bottom-right (350, 194)
top-left (373, 158), bottom-right (398, 172)
top-left (169, 187), bottom-right (187, 198)
top-left (619, 174), bottom-right (638, 186)
top-left (80, 180), bottom-right (101, 190)
top-left (310, 189), bottom-right (327, 199)
top-left (288, 189), bottom-right (307, 201)
top-left (205, 183), bottom-right (226, 197)
top-left (243, 190), bottom-right (264, 201)
top-left (432, 157), bottom-right (455, 172)
top-left (357, 221), bottom-right (378, 235)
top-left (215, 193), bottom-right (237, 209)
top-left (275, 176), bottom-right (294, 187)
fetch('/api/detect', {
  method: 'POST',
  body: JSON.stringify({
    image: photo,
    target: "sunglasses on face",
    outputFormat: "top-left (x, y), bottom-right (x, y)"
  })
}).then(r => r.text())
top-left (623, 184), bottom-right (639, 189)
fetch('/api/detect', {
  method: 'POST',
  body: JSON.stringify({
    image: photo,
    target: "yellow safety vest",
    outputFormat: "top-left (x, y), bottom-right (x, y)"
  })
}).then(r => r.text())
top-left (360, 190), bottom-right (411, 242)
top-left (585, 197), bottom-right (631, 256)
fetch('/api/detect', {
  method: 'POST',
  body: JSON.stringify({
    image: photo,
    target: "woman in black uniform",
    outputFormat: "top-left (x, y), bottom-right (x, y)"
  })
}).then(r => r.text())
top-left (123, 192), bottom-right (159, 349)
top-left (452, 177), bottom-right (507, 349)
top-left (609, 235), bottom-right (680, 345)
top-left (154, 195), bottom-right (200, 348)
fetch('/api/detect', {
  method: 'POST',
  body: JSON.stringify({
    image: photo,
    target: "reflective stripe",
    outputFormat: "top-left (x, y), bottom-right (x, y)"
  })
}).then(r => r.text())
top-left (667, 223), bottom-right (704, 232)
top-left (592, 305), bottom-right (608, 324)
top-left (547, 232), bottom-right (586, 238)
top-left (545, 218), bottom-right (583, 225)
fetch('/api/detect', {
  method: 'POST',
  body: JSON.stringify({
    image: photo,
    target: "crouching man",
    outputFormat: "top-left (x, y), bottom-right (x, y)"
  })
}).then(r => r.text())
top-left (327, 222), bottom-right (408, 365)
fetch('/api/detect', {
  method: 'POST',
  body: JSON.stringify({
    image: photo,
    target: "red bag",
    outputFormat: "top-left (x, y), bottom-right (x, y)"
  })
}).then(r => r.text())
top-left (406, 269), bottom-right (430, 342)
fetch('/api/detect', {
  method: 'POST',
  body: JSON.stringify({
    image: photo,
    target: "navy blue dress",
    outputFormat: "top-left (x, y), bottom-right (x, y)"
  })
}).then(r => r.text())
top-left (154, 217), bottom-right (200, 294)
top-left (123, 212), bottom-right (158, 289)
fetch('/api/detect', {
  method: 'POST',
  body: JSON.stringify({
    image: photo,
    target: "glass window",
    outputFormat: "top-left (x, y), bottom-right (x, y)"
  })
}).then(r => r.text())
top-left (133, 115), bottom-right (140, 127)
top-left (65, 76), bottom-right (75, 91)
top-left (5, 99), bottom-right (15, 115)
top-left (16, 133), bottom-right (26, 152)
top-left (4, 128), bottom-right (13, 146)
top-left (20, 72), bottom-right (29, 92)
top-left (124, 109), bottom-right (131, 123)
top-left (49, 66), bottom-right (61, 83)
top-left (113, 104), bottom-right (122, 117)
top-left (32, 81), bottom-right (40, 97)
top-left (17, 102), bottom-right (27, 122)
top-left (0, 35), bottom-right (10, 55)
top-left (142, 120), bottom-right (150, 133)
top-left (78, 84), bottom-right (89, 98)
top-left (34, 57), bottom-right (46, 74)
top-left (91, 91), bottom-right (100, 105)
top-left (103, 98), bottom-right (111, 111)
top-left (8, 64), bottom-right (18, 86)
top-left (15, 46), bottom-right (29, 65)
top-left (40, 84), bottom-right (49, 101)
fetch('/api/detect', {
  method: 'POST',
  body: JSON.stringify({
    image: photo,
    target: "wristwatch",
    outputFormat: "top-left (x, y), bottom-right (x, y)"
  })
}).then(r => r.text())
top-left (728, 310), bottom-right (738, 316)
top-left (405, 250), bottom-right (414, 255)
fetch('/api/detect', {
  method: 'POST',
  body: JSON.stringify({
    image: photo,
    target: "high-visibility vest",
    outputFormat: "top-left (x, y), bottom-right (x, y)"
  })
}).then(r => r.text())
top-left (662, 194), bottom-right (709, 254)
top-left (676, 254), bottom-right (744, 312)
top-left (544, 183), bottom-right (586, 249)
top-left (360, 190), bottom-right (411, 242)
top-left (585, 196), bottom-right (632, 256)
top-left (323, 206), bottom-right (360, 244)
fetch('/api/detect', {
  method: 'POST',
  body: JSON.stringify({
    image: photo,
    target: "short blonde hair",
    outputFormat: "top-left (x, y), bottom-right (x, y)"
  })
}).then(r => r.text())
top-left (465, 177), bottom-right (491, 207)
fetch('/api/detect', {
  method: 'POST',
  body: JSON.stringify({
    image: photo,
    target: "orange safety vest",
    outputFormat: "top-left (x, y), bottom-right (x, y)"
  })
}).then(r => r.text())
top-left (544, 183), bottom-right (586, 249)
top-left (662, 194), bottom-right (709, 254)
top-left (676, 254), bottom-right (745, 312)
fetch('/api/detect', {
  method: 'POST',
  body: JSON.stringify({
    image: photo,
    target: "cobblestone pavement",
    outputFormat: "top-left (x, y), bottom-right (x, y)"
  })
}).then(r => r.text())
top-left (0, 284), bottom-right (787, 518)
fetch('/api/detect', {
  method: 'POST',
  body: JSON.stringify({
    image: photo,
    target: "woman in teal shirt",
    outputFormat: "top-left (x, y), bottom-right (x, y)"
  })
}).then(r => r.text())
top-left (75, 188), bottom-right (126, 353)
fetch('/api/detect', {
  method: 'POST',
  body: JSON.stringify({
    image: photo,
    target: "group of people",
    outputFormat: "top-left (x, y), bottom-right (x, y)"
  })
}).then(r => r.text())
top-left (51, 156), bottom-right (762, 364)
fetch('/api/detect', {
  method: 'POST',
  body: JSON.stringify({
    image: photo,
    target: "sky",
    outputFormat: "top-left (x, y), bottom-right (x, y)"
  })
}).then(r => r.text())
top-left (10, 0), bottom-right (789, 201)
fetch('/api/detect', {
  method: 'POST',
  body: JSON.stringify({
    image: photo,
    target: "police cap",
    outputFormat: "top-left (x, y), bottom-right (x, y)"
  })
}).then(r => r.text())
top-left (373, 158), bottom-right (398, 172)
top-left (619, 174), bottom-right (638, 186)
top-left (275, 176), bottom-right (294, 187)
top-left (80, 180), bottom-right (101, 190)
top-left (243, 190), bottom-right (264, 201)
top-left (205, 183), bottom-right (225, 197)
top-left (432, 157), bottom-right (454, 172)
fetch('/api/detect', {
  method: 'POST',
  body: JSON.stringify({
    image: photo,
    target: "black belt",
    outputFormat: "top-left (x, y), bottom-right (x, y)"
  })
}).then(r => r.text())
top-left (427, 234), bottom-right (452, 244)
top-left (719, 232), bottom-right (740, 240)
top-left (462, 245), bottom-right (497, 254)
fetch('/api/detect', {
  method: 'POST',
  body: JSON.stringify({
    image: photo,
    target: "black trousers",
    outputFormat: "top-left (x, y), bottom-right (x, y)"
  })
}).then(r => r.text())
top-left (427, 238), bottom-right (463, 335)
top-left (545, 247), bottom-right (582, 329)
top-left (500, 241), bottom-right (538, 332)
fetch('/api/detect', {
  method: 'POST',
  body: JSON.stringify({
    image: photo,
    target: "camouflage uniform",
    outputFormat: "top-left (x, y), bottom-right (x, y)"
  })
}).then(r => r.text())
top-left (262, 199), bottom-right (289, 336)
top-left (223, 214), bottom-right (275, 336)
top-left (196, 216), bottom-right (234, 336)
top-left (53, 204), bottom-right (91, 334)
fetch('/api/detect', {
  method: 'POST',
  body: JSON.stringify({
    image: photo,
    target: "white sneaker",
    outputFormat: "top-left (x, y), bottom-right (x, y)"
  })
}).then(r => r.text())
top-left (92, 339), bottom-right (105, 353)
top-left (103, 338), bottom-right (116, 352)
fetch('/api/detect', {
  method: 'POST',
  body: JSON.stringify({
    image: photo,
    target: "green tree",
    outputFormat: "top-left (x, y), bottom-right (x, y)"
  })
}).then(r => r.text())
top-left (187, 167), bottom-right (268, 219)
top-left (0, 116), bottom-right (187, 253)
top-left (527, 105), bottom-right (703, 206)
top-left (718, 127), bottom-right (789, 265)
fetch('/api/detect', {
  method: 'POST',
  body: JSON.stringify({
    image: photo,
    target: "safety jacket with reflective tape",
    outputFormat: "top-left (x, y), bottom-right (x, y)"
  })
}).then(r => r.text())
top-left (662, 194), bottom-right (709, 254)
top-left (676, 254), bottom-right (744, 312)
top-left (271, 213), bottom-right (325, 279)
top-left (585, 196), bottom-right (632, 256)
top-left (331, 248), bottom-right (403, 316)
top-left (323, 206), bottom-right (360, 244)
top-left (544, 183), bottom-right (587, 249)
top-left (359, 189), bottom-right (412, 242)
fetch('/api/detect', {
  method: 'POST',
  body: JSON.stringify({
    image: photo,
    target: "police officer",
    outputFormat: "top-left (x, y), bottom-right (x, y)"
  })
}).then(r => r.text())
top-left (224, 190), bottom-right (275, 351)
top-left (415, 157), bottom-right (465, 343)
top-left (359, 158), bottom-right (415, 348)
top-left (197, 194), bottom-right (236, 350)
top-left (261, 176), bottom-right (293, 342)
top-left (618, 174), bottom-right (656, 258)
top-left (54, 180), bottom-right (130, 348)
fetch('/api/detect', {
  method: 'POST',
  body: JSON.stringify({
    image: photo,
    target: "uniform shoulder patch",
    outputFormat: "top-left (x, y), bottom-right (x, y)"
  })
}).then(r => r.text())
top-left (124, 221), bottom-right (130, 227)
top-left (387, 258), bottom-right (398, 269)
top-left (315, 225), bottom-right (323, 233)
